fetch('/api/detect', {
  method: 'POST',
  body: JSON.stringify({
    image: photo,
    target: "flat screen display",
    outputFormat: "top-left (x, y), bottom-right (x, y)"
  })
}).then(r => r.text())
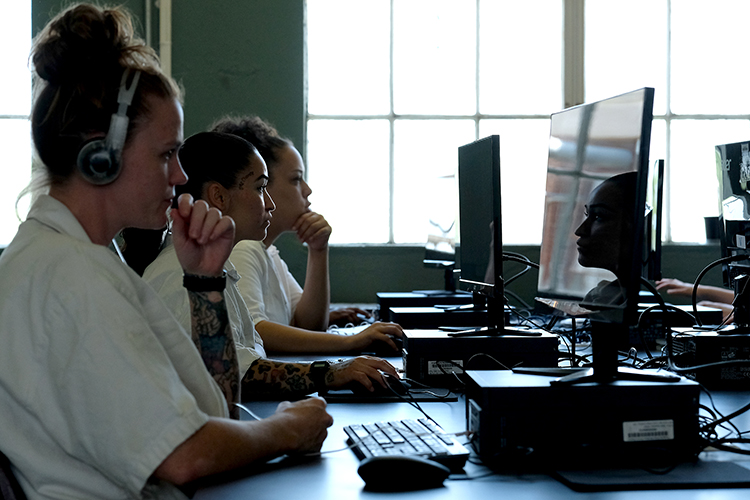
top-left (536, 88), bottom-right (654, 325)
top-left (457, 135), bottom-right (502, 300)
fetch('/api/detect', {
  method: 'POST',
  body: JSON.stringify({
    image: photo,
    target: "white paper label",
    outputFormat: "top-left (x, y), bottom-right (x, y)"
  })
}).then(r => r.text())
top-left (427, 360), bottom-right (463, 375)
top-left (623, 419), bottom-right (674, 442)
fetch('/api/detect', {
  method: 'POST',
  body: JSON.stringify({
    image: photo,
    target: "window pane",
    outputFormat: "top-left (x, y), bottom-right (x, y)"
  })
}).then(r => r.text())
top-left (669, 120), bottom-right (750, 242)
top-left (0, 1), bottom-right (31, 115)
top-left (585, 0), bottom-right (668, 115)
top-left (479, 119), bottom-right (550, 245)
top-left (672, 1), bottom-right (750, 115)
top-left (0, 119), bottom-right (32, 246)
top-left (307, 1), bottom-right (390, 115)
top-left (392, 120), bottom-right (475, 243)
top-left (479, 0), bottom-right (562, 115)
top-left (306, 119), bottom-right (390, 243)
top-left (393, 0), bottom-right (476, 115)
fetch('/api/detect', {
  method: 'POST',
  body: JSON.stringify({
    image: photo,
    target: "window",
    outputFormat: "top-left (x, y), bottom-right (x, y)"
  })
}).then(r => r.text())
top-left (306, 0), bottom-right (750, 245)
top-left (0, 0), bottom-right (31, 246)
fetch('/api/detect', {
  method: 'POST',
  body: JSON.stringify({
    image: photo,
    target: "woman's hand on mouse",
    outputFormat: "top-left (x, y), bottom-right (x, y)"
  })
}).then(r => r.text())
top-left (323, 356), bottom-right (399, 392)
top-left (171, 193), bottom-right (235, 277)
top-left (344, 322), bottom-right (404, 353)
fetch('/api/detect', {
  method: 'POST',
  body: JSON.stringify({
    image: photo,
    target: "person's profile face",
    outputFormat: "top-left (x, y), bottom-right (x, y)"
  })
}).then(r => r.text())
top-left (574, 180), bottom-right (632, 275)
top-left (266, 145), bottom-right (312, 233)
top-left (224, 151), bottom-right (276, 243)
top-left (117, 96), bottom-right (186, 230)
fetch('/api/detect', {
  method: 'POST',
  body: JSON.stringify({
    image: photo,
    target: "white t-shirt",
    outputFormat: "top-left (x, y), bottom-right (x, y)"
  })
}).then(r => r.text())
top-left (143, 240), bottom-right (267, 375)
top-left (0, 195), bottom-right (227, 500)
top-left (230, 240), bottom-right (303, 326)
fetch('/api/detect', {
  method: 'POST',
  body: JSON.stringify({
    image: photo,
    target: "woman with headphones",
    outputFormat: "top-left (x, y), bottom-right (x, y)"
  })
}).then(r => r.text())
top-left (0, 4), bottom-right (331, 498)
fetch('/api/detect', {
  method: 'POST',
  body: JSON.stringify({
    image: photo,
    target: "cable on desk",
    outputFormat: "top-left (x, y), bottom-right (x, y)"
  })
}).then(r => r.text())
top-left (233, 402), bottom-right (262, 421)
top-left (466, 352), bottom-right (512, 371)
top-left (402, 376), bottom-right (454, 399)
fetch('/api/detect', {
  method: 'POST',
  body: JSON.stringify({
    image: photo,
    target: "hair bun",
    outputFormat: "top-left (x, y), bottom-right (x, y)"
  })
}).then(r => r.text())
top-left (33, 5), bottom-right (135, 85)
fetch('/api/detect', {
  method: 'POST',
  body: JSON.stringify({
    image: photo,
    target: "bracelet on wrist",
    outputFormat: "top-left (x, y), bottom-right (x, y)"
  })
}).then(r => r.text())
top-left (309, 360), bottom-right (331, 394)
top-left (183, 272), bottom-right (227, 292)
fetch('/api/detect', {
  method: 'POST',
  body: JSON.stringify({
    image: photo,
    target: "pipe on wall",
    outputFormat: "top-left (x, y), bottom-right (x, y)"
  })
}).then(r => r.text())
top-left (158, 0), bottom-right (171, 77)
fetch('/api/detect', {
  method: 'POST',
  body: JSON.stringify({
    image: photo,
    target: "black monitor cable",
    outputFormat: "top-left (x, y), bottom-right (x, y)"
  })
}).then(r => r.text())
top-left (502, 252), bottom-right (538, 288)
top-left (691, 254), bottom-right (749, 327)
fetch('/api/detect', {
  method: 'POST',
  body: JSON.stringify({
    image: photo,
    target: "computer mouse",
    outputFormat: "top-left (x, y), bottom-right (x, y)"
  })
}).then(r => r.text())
top-left (350, 372), bottom-right (411, 396)
top-left (361, 333), bottom-right (402, 356)
top-left (357, 455), bottom-right (451, 491)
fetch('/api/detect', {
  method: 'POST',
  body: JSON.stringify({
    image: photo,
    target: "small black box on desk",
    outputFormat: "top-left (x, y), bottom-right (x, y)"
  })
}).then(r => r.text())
top-left (464, 370), bottom-right (701, 470)
top-left (670, 328), bottom-right (750, 389)
top-left (389, 306), bottom-right (513, 329)
top-left (377, 291), bottom-right (473, 316)
top-left (401, 329), bottom-right (558, 387)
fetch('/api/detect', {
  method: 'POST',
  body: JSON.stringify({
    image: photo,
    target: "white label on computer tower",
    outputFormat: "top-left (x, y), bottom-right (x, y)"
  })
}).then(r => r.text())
top-left (427, 360), bottom-right (463, 375)
top-left (623, 420), bottom-right (674, 442)
top-left (737, 234), bottom-right (747, 249)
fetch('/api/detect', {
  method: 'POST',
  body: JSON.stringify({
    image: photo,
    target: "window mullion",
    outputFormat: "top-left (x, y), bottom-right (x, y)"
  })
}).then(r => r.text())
top-left (563, 0), bottom-right (584, 108)
top-left (388, 0), bottom-right (395, 244)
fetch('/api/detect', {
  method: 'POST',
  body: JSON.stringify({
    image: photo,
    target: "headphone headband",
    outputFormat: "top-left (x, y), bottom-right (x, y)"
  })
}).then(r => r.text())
top-left (76, 68), bottom-right (142, 185)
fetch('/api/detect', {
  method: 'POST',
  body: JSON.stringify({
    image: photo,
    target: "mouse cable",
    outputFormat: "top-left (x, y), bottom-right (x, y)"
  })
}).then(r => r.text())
top-left (233, 402), bottom-right (262, 421)
top-left (401, 376), bottom-right (453, 399)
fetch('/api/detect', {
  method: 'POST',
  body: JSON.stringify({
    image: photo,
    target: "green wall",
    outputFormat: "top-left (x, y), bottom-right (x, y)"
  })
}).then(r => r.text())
top-left (30, 1), bottom-right (728, 305)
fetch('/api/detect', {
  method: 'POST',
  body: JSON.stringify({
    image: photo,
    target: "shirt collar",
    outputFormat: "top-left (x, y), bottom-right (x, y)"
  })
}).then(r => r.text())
top-left (26, 194), bottom-right (93, 243)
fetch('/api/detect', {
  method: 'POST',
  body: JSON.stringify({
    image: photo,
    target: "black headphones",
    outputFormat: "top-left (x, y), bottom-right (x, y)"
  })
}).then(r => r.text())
top-left (76, 68), bottom-right (142, 185)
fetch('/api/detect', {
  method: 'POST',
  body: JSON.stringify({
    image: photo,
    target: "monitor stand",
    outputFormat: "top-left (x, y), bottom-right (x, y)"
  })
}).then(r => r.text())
top-left (445, 295), bottom-right (541, 337)
top-left (552, 321), bottom-right (681, 385)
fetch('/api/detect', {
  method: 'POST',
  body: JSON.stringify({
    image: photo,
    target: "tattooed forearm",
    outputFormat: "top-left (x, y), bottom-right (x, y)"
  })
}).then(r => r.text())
top-left (241, 359), bottom-right (315, 398)
top-left (188, 289), bottom-right (240, 418)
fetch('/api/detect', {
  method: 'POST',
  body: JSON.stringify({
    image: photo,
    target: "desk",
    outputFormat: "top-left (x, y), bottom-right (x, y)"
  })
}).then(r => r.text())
top-left (195, 357), bottom-right (750, 499)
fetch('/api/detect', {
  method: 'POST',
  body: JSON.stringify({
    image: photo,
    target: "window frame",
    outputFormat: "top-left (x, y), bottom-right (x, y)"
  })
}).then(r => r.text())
top-left (304, 0), bottom-right (750, 245)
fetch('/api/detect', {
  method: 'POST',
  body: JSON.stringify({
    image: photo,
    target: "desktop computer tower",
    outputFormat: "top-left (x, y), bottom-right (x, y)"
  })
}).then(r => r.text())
top-left (465, 370), bottom-right (701, 470)
top-left (401, 329), bottom-right (559, 387)
top-left (670, 329), bottom-right (750, 389)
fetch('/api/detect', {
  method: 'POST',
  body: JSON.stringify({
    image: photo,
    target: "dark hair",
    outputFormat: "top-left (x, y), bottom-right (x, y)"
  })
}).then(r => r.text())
top-left (30, 3), bottom-right (182, 183)
top-left (209, 115), bottom-right (292, 177)
top-left (176, 132), bottom-right (259, 201)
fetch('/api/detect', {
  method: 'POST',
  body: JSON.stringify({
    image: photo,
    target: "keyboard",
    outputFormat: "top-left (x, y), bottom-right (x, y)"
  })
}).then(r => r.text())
top-left (343, 418), bottom-right (470, 471)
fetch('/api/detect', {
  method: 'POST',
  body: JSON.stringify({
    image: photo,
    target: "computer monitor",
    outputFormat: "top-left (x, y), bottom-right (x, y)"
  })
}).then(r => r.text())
top-left (716, 140), bottom-right (750, 326)
top-left (644, 159), bottom-right (664, 282)
top-left (535, 88), bottom-right (676, 383)
top-left (456, 135), bottom-right (504, 331)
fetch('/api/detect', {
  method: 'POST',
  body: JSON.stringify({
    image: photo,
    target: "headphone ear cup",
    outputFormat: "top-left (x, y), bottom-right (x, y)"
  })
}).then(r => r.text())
top-left (77, 138), bottom-right (121, 185)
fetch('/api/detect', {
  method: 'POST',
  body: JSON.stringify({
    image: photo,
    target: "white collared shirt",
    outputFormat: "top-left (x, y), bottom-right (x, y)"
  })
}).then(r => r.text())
top-left (0, 195), bottom-right (227, 499)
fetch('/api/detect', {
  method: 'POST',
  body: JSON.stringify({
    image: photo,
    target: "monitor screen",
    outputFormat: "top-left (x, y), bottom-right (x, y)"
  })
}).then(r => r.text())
top-left (644, 159), bottom-right (664, 282)
top-left (457, 135), bottom-right (503, 307)
top-left (536, 88), bottom-right (655, 326)
top-left (716, 140), bottom-right (750, 284)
